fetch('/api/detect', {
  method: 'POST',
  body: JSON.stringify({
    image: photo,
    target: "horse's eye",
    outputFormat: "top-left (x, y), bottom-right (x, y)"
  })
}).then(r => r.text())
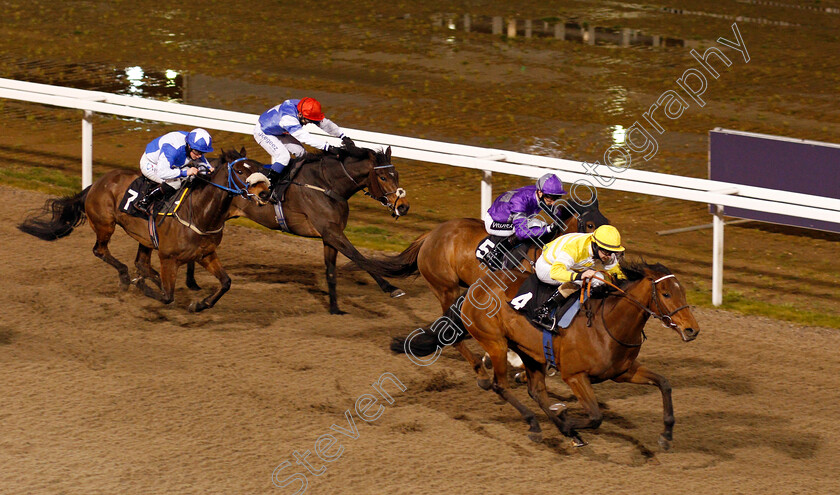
top-left (379, 176), bottom-right (386, 181)
top-left (587, 222), bottom-right (594, 229)
top-left (663, 293), bottom-right (671, 298)
top-left (236, 169), bottom-right (243, 175)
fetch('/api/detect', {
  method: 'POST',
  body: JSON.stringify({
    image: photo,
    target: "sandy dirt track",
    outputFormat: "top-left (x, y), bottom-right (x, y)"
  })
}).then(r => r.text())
top-left (2, 185), bottom-right (839, 494)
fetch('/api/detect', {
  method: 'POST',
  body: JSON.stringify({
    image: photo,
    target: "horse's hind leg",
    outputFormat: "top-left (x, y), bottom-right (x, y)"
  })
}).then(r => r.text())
top-left (134, 244), bottom-right (161, 288)
top-left (453, 341), bottom-right (490, 388)
top-left (525, 366), bottom-right (586, 447)
top-left (613, 362), bottom-right (675, 450)
top-left (90, 219), bottom-right (131, 289)
top-left (136, 256), bottom-right (177, 304)
top-left (189, 251), bottom-right (230, 313)
top-left (557, 372), bottom-right (604, 446)
top-left (485, 341), bottom-right (542, 442)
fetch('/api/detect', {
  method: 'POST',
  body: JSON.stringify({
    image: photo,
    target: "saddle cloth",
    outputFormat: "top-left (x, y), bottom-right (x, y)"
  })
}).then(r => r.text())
top-left (119, 177), bottom-right (189, 219)
top-left (510, 272), bottom-right (586, 331)
top-left (475, 234), bottom-right (531, 271)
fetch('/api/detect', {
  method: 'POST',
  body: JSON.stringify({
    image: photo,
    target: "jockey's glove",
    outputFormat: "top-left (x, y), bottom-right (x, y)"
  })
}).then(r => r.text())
top-left (342, 136), bottom-right (356, 148)
top-left (325, 145), bottom-right (341, 155)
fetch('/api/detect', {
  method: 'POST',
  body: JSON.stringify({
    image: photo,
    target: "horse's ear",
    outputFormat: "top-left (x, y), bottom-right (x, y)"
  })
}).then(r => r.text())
top-left (239, 146), bottom-right (246, 157)
top-left (386, 146), bottom-right (392, 160)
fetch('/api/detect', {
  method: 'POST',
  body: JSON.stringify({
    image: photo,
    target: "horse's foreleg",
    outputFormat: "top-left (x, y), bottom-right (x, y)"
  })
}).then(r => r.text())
top-left (185, 261), bottom-right (201, 291)
top-left (320, 229), bottom-right (403, 298)
top-left (189, 251), bottom-right (230, 313)
top-left (133, 244), bottom-right (161, 288)
top-left (613, 363), bottom-right (674, 450)
top-left (323, 243), bottom-right (345, 315)
top-left (136, 256), bottom-right (177, 304)
top-left (525, 366), bottom-right (578, 441)
top-left (559, 372), bottom-right (603, 447)
top-left (485, 341), bottom-right (542, 441)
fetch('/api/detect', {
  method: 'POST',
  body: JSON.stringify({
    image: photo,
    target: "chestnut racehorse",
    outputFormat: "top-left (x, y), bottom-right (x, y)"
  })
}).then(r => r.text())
top-left (380, 198), bottom-right (609, 364)
top-left (19, 153), bottom-right (270, 312)
top-left (397, 260), bottom-right (699, 448)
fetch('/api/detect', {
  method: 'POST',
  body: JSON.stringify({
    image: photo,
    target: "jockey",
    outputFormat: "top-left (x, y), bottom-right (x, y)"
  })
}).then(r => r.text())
top-left (533, 225), bottom-right (626, 324)
top-left (484, 172), bottom-right (567, 253)
top-left (253, 97), bottom-right (354, 187)
top-left (135, 129), bottom-right (214, 215)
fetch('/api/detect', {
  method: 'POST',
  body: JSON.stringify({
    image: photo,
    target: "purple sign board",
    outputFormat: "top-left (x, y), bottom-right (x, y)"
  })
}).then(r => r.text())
top-left (709, 128), bottom-right (840, 233)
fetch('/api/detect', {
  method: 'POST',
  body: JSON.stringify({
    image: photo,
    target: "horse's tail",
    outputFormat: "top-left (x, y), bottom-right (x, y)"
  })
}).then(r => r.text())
top-left (360, 231), bottom-right (429, 278)
top-left (18, 187), bottom-right (90, 241)
top-left (391, 294), bottom-right (471, 356)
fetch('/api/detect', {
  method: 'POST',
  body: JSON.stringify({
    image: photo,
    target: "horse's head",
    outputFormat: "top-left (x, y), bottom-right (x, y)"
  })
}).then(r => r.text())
top-left (352, 146), bottom-right (409, 218)
top-left (557, 198), bottom-right (610, 233)
top-left (216, 147), bottom-right (271, 205)
top-left (626, 262), bottom-right (699, 342)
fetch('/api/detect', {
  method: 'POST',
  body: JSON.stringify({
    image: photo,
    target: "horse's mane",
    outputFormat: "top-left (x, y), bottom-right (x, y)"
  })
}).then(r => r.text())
top-left (617, 258), bottom-right (672, 285)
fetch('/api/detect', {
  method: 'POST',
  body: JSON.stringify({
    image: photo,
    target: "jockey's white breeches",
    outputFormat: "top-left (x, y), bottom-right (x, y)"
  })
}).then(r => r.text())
top-left (140, 159), bottom-right (184, 188)
top-left (253, 123), bottom-right (306, 170)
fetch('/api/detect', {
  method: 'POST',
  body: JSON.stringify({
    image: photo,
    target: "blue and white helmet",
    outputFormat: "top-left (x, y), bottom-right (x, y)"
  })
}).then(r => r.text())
top-left (536, 173), bottom-right (566, 198)
top-left (186, 128), bottom-right (214, 153)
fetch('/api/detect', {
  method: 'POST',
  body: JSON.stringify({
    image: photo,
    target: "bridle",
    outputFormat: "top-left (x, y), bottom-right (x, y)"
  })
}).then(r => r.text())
top-left (337, 155), bottom-right (406, 212)
top-left (194, 157), bottom-right (268, 201)
top-left (590, 273), bottom-right (691, 348)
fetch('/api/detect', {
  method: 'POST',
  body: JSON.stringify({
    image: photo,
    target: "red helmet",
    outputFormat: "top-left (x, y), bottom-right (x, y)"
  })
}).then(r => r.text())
top-left (297, 97), bottom-right (325, 122)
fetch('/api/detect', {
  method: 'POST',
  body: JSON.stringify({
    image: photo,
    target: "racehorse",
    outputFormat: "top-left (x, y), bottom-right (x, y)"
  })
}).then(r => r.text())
top-left (18, 153), bottom-right (271, 312)
top-left (379, 198), bottom-right (609, 365)
top-left (185, 146), bottom-right (410, 314)
top-left (400, 260), bottom-right (699, 448)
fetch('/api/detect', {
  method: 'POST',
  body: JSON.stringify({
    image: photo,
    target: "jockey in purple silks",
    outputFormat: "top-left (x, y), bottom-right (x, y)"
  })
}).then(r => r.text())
top-left (484, 173), bottom-right (567, 253)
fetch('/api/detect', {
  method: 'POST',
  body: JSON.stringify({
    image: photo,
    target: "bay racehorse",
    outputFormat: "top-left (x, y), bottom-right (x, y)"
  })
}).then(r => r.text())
top-left (186, 146), bottom-right (410, 314)
top-left (379, 198), bottom-right (609, 364)
top-left (19, 153), bottom-right (270, 312)
top-left (396, 260), bottom-right (699, 448)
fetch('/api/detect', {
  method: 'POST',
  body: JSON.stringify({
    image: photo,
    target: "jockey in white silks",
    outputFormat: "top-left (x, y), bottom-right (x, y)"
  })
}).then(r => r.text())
top-left (136, 128), bottom-right (214, 214)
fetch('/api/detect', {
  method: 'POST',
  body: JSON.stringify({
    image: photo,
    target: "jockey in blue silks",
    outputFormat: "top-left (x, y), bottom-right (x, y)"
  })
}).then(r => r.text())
top-left (484, 172), bottom-right (567, 252)
top-left (135, 128), bottom-right (214, 214)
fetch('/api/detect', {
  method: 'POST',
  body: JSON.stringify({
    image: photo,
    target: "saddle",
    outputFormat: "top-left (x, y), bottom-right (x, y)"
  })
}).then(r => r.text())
top-left (475, 234), bottom-right (531, 271)
top-left (270, 154), bottom-right (318, 203)
top-left (119, 177), bottom-right (188, 219)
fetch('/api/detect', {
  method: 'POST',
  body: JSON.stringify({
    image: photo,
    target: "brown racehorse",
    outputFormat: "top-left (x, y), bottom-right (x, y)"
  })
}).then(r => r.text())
top-left (379, 198), bottom-right (608, 364)
top-left (398, 260), bottom-right (699, 448)
top-left (19, 153), bottom-right (270, 312)
top-left (186, 146), bottom-right (410, 314)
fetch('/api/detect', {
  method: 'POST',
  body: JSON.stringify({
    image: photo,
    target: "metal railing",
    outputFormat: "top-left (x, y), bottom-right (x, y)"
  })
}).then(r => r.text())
top-left (2, 77), bottom-right (839, 306)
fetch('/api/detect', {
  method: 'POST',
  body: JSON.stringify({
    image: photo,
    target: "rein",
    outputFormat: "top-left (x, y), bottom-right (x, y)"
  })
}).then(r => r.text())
top-left (589, 274), bottom-right (691, 348)
top-left (177, 157), bottom-right (265, 236)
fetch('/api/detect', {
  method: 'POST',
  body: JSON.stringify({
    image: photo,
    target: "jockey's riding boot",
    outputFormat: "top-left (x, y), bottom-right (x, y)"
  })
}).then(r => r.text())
top-left (534, 290), bottom-right (567, 331)
top-left (486, 234), bottom-right (519, 269)
top-left (135, 185), bottom-right (165, 216)
top-left (266, 169), bottom-right (284, 188)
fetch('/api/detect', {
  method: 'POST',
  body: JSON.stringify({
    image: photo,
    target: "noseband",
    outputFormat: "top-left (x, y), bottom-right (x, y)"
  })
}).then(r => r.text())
top-left (593, 273), bottom-right (691, 347)
top-left (338, 159), bottom-right (405, 209)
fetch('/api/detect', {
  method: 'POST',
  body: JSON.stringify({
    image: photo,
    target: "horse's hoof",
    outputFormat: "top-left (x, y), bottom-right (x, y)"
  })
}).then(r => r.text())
top-left (514, 371), bottom-right (528, 384)
top-left (476, 377), bottom-right (491, 390)
top-left (187, 283), bottom-right (202, 292)
top-left (482, 354), bottom-right (492, 369)
top-left (528, 432), bottom-right (543, 443)
top-left (330, 308), bottom-right (347, 315)
top-left (571, 436), bottom-right (588, 448)
top-left (390, 288), bottom-right (406, 298)
top-left (549, 402), bottom-right (566, 412)
top-left (658, 434), bottom-right (672, 451)
top-left (188, 301), bottom-right (206, 313)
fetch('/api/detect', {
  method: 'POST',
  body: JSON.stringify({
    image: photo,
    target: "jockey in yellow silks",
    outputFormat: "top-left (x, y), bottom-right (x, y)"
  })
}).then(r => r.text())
top-left (533, 225), bottom-right (626, 323)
